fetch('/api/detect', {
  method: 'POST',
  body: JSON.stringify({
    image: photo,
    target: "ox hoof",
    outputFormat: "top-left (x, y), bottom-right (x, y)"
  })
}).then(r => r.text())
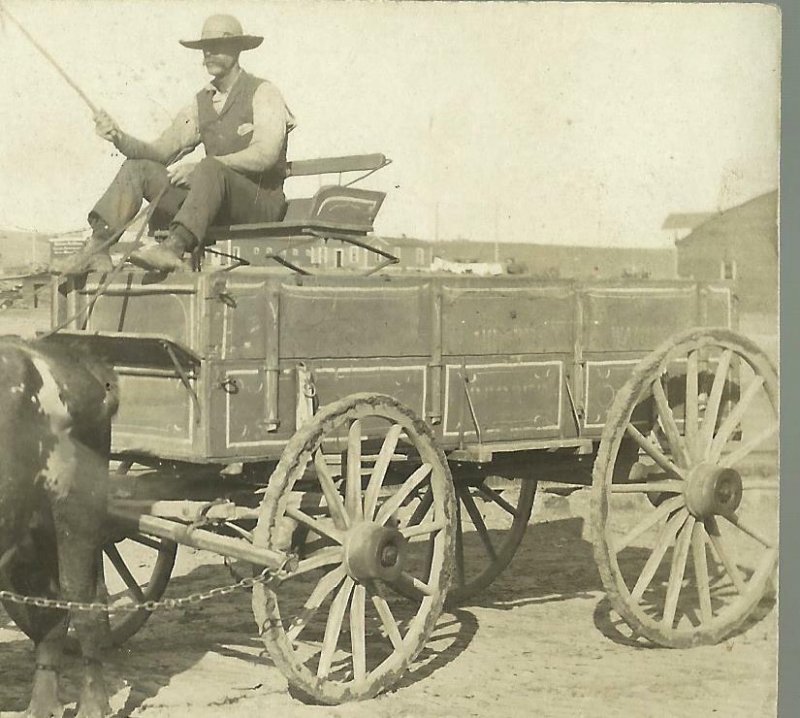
top-left (75, 699), bottom-right (111, 718)
top-left (26, 669), bottom-right (65, 718)
top-left (76, 686), bottom-right (111, 718)
top-left (23, 700), bottom-right (65, 718)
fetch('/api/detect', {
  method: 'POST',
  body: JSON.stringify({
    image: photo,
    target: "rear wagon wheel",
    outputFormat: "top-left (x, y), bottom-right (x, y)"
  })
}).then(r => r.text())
top-left (592, 328), bottom-right (778, 647)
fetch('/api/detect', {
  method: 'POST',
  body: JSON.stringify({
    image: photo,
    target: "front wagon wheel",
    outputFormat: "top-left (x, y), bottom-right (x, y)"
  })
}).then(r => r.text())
top-left (592, 328), bottom-right (778, 647)
top-left (252, 393), bottom-right (455, 703)
top-left (4, 532), bottom-right (176, 651)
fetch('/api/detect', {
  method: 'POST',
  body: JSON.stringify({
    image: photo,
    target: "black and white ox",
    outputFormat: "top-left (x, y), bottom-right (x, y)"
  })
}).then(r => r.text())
top-left (0, 337), bottom-right (118, 718)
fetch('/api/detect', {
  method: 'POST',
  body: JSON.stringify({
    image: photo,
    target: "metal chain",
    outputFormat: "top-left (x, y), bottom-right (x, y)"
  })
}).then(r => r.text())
top-left (0, 568), bottom-right (279, 614)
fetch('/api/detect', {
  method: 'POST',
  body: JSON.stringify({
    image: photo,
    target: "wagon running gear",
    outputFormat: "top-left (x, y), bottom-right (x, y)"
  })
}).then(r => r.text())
top-left (128, 234), bottom-right (189, 272)
top-left (51, 236), bottom-right (113, 275)
top-left (180, 14), bottom-right (264, 51)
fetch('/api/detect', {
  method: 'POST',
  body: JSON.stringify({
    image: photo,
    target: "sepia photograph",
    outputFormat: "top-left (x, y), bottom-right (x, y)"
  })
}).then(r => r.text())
top-left (0, 1), bottom-right (781, 716)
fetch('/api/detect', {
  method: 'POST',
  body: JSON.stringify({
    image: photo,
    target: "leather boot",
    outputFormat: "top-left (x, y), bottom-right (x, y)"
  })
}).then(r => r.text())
top-left (128, 234), bottom-right (189, 272)
top-left (51, 236), bottom-right (114, 275)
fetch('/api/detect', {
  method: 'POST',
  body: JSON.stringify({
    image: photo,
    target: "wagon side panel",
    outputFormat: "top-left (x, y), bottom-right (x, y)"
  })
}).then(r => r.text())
top-left (580, 282), bottom-right (735, 435)
top-left (438, 280), bottom-right (578, 447)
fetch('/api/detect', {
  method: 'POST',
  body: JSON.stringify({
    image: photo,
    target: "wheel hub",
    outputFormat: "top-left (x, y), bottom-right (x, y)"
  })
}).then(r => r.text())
top-left (685, 463), bottom-right (743, 518)
top-left (344, 522), bottom-right (406, 583)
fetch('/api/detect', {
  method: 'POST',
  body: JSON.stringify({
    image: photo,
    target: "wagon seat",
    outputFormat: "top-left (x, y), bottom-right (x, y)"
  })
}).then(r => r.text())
top-left (188, 153), bottom-right (393, 273)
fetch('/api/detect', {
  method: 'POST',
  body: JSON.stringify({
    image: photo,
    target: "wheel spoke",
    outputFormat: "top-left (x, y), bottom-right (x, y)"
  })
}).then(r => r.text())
top-left (317, 577), bottom-right (355, 678)
top-left (375, 464), bottom-right (433, 526)
top-left (709, 376), bottom-right (765, 462)
top-left (294, 546), bottom-right (345, 576)
top-left (705, 517), bottom-right (746, 595)
top-left (350, 585), bottom-right (367, 682)
top-left (407, 489), bottom-right (435, 527)
top-left (625, 424), bottom-right (685, 480)
top-left (394, 571), bottom-right (434, 597)
top-left (614, 495), bottom-right (685, 553)
top-left (423, 532), bottom-right (436, 583)
top-left (741, 478), bottom-right (779, 491)
top-left (286, 565), bottom-right (347, 642)
top-left (630, 508), bottom-right (688, 602)
top-left (363, 424), bottom-right (403, 520)
top-left (691, 521), bottom-right (713, 623)
top-left (455, 493), bottom-right (465, 588)
top-left (610, 480), bottom-right (684, 494)
top-left (369, 585), bottom-right (403, 650)
top-left (315, 450), bottom-right (349, 530)
top-left (400, 519), bottom-right (446, 539)
top-left (721, 513), bottom-right (775, 549)
top-left (662, 515), bottom-right (695, 627)
top-left (719, 424), bottom-right (778, 469)
top-left (285, 506), bottom-right (344, 545)
top-left (458, 487), bottom-right (497, 560)
top-left (698, 349), bottom-right (733, 459)
top-left (346, 420), bottom-right (363, 521)
top-left (652, 376), bottom-right (690, 467)
top-left (685, 350), bottom-right (699, 460)
top-left (127, 534), bottom-right (165, 552)
top-left (103, 544), bottom-right (146, 602)
top-left (475, 481), bottom-right (531, 517)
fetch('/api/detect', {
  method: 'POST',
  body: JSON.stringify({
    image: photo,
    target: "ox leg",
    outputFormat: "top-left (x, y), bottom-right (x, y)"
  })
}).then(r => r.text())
top-left (26, 611), bottom-right (69, 718)
top-left (1, 534), bottom-right (68, 718)
top-left (53, 523), bottom-right (111, 718)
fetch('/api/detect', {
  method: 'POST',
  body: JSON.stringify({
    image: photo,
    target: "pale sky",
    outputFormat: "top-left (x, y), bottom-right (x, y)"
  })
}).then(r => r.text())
top-left (0, 0), bottom-right (780, 247)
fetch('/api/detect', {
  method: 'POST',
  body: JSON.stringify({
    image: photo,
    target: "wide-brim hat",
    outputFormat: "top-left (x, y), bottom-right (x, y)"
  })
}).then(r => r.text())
top-left (180, 14), bottom-right (263, 51)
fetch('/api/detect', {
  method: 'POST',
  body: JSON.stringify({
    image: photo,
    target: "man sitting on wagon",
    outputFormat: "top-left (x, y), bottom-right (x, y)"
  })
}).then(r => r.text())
top-left (57, 13), bottom-right (295, 274)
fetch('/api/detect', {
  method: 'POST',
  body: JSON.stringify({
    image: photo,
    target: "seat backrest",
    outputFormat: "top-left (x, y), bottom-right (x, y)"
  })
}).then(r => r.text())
top-left (286, 153), bottom-right (388, 177)
top-left (306, 186), bottom-right (386, 228)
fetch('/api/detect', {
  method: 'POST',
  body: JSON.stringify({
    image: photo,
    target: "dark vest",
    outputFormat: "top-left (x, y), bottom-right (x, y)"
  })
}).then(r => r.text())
top-left (196, 71), bottom-right (288, 189)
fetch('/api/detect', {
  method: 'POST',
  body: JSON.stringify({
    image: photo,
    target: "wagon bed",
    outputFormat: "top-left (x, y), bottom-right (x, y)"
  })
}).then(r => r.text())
top-left (50, 272), bottom-right (734, 464)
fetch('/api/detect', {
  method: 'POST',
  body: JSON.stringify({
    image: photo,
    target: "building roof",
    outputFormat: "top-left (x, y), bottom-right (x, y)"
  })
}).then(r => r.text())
top-left (662, 213), bottom-right (717, 230)
top-left (674, 190), bottom-right (778, 251)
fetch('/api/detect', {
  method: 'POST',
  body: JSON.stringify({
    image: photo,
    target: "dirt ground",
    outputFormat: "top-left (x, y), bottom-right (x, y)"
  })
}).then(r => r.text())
top-left (0, 486), bottom-right (777, 718)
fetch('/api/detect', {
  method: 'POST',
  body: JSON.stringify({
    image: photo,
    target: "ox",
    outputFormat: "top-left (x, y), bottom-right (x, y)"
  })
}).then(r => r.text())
top-left (0, 337), bottom-right (118, 718)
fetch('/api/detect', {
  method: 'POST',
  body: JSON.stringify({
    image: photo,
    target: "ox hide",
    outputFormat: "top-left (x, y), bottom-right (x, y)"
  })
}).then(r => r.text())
top-left (0, 336), bottom-right (118, 718)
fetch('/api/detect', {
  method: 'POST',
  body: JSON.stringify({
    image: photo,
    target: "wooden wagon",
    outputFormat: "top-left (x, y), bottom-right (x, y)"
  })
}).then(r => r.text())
top-left (23, 154), bottom-right (778, 702)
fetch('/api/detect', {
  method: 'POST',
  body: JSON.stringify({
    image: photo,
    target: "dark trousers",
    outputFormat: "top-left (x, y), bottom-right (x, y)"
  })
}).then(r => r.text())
top-left (90, 157), bottom-right (286, 246)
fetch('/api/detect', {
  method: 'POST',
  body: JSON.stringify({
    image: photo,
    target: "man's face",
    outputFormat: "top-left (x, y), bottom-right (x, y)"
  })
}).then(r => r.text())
top-left (202, 42), bottom-right (240, 79)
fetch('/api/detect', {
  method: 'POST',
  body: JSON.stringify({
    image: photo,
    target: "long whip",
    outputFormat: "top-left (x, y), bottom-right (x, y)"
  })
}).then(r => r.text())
top-left (0, 2), bottom-right (98, 114)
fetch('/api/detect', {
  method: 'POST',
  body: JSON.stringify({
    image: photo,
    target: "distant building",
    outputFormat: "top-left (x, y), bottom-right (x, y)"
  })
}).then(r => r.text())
top-left (213, 234), bottom-right (433, 272)
top-left (0, 230), bottom-right (51, 271)
top-left (430, 240), bottom-right (676, 280)
top-left (673, 191), bottom-right (777, 314)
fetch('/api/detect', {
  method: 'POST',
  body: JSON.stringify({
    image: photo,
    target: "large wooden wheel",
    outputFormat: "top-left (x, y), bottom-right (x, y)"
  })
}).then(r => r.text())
top-left (592, 328), bottom-right (778, 647)
top-left (252, 393), bottom-right (455, 703)
top-left (6, 533), bottom-right (177, 652)
top-left (390, 477), bottom-right (536, 606)
top-left (96, 533), bottom-right (177, 646)
top-left (446, 477), bottom-right (537, 605)
top-left (3, 533), bottom-right (176, 649)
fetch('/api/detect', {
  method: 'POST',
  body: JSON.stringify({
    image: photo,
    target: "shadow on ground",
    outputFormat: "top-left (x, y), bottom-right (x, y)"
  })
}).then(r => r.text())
top-left (0, 559), bottom-right (478, 716)
top-left (455, 513), bottom-right (776, 651)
